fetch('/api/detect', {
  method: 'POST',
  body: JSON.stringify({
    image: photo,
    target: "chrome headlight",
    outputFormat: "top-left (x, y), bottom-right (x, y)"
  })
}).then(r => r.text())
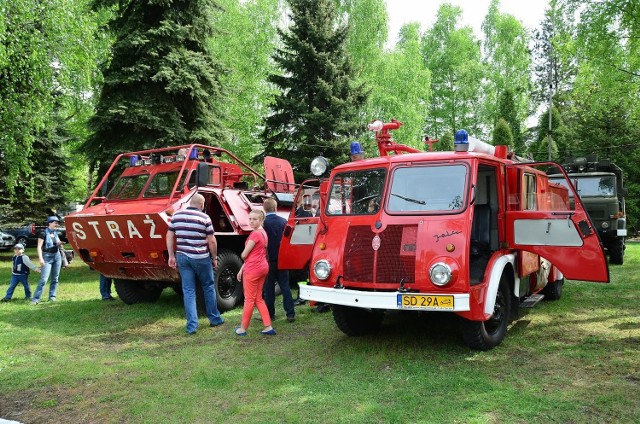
top-left (313, 260), bottom-right (331, 280)
top-left (310, 156), bottom-right (329, 176)
top-left (601, 221), bottom-right (610, 229)
top-left (429, 263), bottom-right (452, 286)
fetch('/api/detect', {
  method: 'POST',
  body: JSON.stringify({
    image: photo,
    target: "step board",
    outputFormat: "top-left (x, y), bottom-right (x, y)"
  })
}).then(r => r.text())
top-left (520, 294), bottom-right (545, 308)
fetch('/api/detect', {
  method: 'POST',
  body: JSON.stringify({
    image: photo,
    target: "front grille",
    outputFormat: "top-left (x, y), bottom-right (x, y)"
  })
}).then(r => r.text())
top-left (587, 209), bottom-right (605, 219)
top-left (343, 225), bottom-right (416, 284)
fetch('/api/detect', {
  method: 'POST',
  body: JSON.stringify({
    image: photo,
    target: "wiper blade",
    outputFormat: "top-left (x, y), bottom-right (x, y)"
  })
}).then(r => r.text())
top-left (390, 193), bottom-right (426, 205)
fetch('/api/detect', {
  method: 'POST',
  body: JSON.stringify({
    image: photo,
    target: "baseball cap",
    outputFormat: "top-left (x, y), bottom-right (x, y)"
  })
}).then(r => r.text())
top-left (47, 216), bottom-right (60, 223)
top-left (13, 243), bottom-right (25, 250)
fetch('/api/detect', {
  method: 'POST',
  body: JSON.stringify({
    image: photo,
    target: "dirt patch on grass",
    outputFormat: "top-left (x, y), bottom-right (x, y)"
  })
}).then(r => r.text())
top-left (0, 385), bottom-right (126, 424)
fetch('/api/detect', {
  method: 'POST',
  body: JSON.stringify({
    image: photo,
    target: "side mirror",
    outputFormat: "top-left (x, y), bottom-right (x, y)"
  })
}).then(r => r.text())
top-left (303, 194), bottom-right (312, 211)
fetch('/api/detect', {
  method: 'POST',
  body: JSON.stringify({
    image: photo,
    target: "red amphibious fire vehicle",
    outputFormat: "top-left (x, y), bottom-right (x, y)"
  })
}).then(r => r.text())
top-left (66, 145), bottom-right (295, 311)
top-left (279, 120), bottom-right (609, 350)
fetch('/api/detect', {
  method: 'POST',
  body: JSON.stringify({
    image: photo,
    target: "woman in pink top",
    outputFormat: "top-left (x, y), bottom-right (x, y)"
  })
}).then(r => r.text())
top-left (235, 209), bottom-right (276, 336)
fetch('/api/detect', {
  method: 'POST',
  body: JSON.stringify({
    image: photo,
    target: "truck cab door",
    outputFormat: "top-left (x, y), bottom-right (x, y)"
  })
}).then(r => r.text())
top-left (278, 179), bottom-right (321, 271)
top-left (505, 162), bottom-right (609, 283)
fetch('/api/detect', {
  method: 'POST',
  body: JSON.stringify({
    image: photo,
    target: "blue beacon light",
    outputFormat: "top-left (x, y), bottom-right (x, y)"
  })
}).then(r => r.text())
top-left (454, 129), bottom-right (470, 152)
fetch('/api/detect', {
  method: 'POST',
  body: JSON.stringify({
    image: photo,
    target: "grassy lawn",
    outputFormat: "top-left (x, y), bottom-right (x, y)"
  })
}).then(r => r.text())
top-left (1, 245), bottom-right (638, 423)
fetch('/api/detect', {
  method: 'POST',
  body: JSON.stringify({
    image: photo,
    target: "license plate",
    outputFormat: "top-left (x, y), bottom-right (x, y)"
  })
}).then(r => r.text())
top-left (397, 294), bottom-right (454, 310)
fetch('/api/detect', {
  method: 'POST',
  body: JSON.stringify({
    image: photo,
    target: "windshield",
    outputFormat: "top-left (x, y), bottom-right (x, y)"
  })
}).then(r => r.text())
top-left (550, 175), bottom-right (616, 198)
top-left (144, 171), bottom-right (181, 198)
top-left (388, 164), bottom-right (467, 212)
top-left (107, 174), bottom-right (150, 200)
top-left (326, 168), bottom-right (386, 215)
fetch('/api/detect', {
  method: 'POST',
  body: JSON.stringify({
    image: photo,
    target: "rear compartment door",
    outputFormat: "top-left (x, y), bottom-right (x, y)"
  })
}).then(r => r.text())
top-left (264, 156), bottom-right (295, 193)
top-left (505, 162), bottom-right (609, 283)
top-left (278, 180), bottom-right (320, 270)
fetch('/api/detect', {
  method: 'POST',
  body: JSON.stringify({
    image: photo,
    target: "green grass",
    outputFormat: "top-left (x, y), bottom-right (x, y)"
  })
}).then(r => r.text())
top-left (1, 245), bottom-right (639, 423)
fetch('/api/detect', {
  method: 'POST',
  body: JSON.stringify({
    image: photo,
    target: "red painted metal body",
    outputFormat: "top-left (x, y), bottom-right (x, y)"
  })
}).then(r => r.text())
top-left (66, 144), bottom-right (294, 310)
top-left (279, 121), bottom-right (609, 348)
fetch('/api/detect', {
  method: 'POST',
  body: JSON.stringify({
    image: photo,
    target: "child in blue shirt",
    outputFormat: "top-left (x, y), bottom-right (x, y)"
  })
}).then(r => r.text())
top-left (1, 243), bottom-right (40, 301)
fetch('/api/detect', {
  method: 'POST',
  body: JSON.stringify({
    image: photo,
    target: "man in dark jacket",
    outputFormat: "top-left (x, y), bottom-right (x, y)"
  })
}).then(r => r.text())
top-left (262, 198), bottom-right (295, 322)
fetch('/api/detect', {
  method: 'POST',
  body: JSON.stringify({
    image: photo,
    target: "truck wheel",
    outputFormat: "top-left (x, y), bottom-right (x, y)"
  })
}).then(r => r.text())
top-left (542, 277), bottom-right (564, 301)
top-left (215, 250), bottom-right (243, 312)
top-left (332, 305), bottom-right (384, 336)
top-left (16, 236), bottom-right (28, 246)
top-left (608, 238), bottom-right (625, 265)
top-left (114, 279), bottom-right (163, 304)
top-left (460, 273), bottom-right (511, 350)
top-left (172, 285), bottom-right (183, 298)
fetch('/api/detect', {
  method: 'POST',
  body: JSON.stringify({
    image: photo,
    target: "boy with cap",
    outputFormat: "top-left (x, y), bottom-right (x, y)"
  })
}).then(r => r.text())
top-left (1, 243), bottom-right (40, 302)
top-left (32, 216), bottom-right (63, 304)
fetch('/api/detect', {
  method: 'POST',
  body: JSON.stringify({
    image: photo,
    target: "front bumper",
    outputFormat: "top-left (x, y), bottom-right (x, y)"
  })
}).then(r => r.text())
top-left (299, 284), bottom-right (471, 312)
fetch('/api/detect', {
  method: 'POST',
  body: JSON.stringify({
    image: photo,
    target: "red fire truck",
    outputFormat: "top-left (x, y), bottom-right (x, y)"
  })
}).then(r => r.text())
top-left (279, 120), bottom-right (609, 350)
top-left (65, 145), bottom-right (295, 311)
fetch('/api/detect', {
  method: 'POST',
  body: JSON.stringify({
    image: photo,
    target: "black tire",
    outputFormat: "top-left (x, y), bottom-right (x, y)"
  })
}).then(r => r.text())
top-left (542, 277), bottom-right (564, 301)
top-left (171, 285), bottom-right (183, 298)
top-left (608, 238), bottom-right (625, 265)
top-left (215, 250), bottom-right (243, 312)
top-left (114, 279), bottom-right (163, 305)
top-left (460, 272), bottom-right (511, 350)
top-left (332, 305), bottom-right (384, 336)
top-left (16, 236), bottom-right (28, 246)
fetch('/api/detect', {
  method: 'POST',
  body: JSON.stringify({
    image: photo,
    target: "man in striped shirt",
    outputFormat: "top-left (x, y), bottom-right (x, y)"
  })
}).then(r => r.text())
top-left (166, 193), bottom-right (224, 334)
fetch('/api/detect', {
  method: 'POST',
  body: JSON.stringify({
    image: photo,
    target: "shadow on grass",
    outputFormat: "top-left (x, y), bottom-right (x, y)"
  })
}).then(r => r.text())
top-left (312, 309), bottom-right (471, 359)
top-left (0, 291), bottom-right (187, 339)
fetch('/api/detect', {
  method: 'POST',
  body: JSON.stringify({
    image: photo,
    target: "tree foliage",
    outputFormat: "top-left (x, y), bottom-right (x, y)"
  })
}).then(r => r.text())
top-left (260, 0), bottom-right (368, 179)
top-left (553, 0), bottom-right (640, 232)
top-left (1, 0), bottom-right (639, 233)
top-left (209, 0), bottom-right (281, 162)
top-left (528, 106), bottom-right (562, 161)
top-left (0, 0), bottom-right (100, 221)
top-left (83, 0), bottom-right (228, 177)
top-left (496, 89), bottom-right (521, 152)
top-left (421, 4), bottom-right (484, 143)
top-left (365, 23), bottom-right (431, 150)
top-left (481, 0), bottom-right (531, 148)
top-left (492, 117), bottom-right (513, 148)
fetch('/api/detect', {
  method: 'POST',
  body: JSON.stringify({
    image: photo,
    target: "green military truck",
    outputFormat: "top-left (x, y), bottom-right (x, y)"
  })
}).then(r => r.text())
top-left (549, 156), bottom-right (627, 265)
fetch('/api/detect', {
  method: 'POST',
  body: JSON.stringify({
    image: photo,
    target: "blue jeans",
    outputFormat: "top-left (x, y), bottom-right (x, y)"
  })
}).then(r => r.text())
top-left (99, 274), bottom-right (113, 299)
top-left (4, 274), bottom-right (32, 299)
top-left (177, 254), bottom-right (223, 333)
top-left (264, 261), bottom-right (295, 319)
top-left (33, 252), bottom-right (61, 301)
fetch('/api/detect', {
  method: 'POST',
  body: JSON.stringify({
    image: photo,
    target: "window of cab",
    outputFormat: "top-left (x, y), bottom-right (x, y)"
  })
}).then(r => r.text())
top-left (326, 168), bottom-right (386, 215)
top-left (387, 164), bottom-right (467, 213)
top-left (550, 175), bottom-right (616, 198)
top-left (143, 171), bottom-right (181, 198)
top-left (523, 173), bottom-right (538, 210)
top-left (107, 174), bottom-right (150, 200)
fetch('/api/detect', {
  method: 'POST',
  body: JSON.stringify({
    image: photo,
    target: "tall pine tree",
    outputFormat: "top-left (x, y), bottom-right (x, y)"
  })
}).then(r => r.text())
top-left (260, 0), bottom-right (368, 180)
top-left (83, 0), bottom-right (227, 177)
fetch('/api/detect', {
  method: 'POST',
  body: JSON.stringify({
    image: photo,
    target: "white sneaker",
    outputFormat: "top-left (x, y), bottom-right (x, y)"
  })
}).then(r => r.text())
top-left (31, 300), bottom-right (40, 305)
